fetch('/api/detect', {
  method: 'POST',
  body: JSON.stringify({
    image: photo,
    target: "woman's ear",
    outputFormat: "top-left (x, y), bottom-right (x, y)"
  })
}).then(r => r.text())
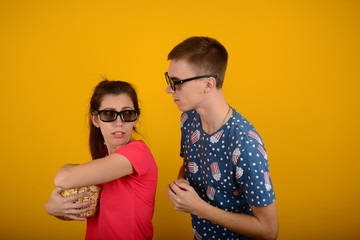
top-left (91, 113), bottom-right (100, 128)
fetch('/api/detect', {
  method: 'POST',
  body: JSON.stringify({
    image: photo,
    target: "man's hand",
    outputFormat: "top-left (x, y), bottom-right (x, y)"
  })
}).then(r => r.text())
top-left (167, 179), bottom-right (205, 215)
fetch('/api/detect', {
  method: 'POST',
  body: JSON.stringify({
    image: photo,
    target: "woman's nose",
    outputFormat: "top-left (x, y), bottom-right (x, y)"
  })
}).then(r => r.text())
top-left (114, 115), bottom-right (123, 126)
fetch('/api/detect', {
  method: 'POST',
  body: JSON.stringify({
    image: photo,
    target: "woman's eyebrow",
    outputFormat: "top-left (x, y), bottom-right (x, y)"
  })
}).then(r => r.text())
top-left (101, 107), bottom-right (133, 111)
top-left (121, 107), bottom-right (133, 110)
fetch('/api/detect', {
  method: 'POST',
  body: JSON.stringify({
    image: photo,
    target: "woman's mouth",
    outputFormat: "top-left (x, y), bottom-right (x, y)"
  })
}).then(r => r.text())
top-left (113, 131), bottom-right (125, 138)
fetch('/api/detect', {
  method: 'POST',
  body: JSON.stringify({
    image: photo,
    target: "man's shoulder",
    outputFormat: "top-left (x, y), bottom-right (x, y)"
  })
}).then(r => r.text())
top-left (230, 110), bottom-right (263, 140)
top-left (231, 109), bottom-right (254, 130)
top-left (180, 110), bottom-right (198, 127)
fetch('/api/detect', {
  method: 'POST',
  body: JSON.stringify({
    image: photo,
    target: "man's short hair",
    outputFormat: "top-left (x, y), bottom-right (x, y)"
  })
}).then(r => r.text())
top-left (168, 36), bottom-right (228, 89)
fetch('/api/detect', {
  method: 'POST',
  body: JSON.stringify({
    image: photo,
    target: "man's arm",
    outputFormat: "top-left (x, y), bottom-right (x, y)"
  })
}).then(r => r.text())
top-left (197, 199), bottom-right (278, 240)
top-left (177, 161), bottom-right (185, 179)
top-left (167, 181), bottom-right (278, 240)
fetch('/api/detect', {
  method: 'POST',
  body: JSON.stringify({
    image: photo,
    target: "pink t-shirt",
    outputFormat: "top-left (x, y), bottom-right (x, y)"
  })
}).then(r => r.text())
top-left (85, 140), bottom-right (158, 240)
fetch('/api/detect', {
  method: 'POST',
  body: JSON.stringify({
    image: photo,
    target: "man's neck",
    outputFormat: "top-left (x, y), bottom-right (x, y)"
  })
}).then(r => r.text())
top-left (196, 91), bottom-right (232, 135)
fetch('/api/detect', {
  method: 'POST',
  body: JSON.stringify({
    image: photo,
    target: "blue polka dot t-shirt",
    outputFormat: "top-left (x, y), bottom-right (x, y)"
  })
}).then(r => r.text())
top-left (180, 108), bottom-right (276, 240)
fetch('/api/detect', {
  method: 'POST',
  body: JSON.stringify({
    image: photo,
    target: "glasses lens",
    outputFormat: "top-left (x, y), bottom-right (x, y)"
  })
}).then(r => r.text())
top-left (165, 72), bottom-right (175, 91)
top-left (170, 80), bottom-right (175, 91)
top-left (99, 110), bottom-right (117, 122)
top-left (165, 72), bottom-right (170, 84)
top-left (121, 110), bottom-right (138, 122)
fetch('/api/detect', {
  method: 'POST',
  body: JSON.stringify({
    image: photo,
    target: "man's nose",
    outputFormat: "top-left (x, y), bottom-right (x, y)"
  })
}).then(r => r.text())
top-left (166, 84), bottom-right (175, 94)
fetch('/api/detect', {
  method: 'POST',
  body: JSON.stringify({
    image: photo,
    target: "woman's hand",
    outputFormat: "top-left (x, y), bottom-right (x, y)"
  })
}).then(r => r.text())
top-left (44, 187), bottom-right (94, 221)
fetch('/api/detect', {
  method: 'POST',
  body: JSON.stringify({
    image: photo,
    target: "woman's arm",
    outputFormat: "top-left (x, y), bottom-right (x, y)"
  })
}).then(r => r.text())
top-left (55, 153), bottom-right (134, 189)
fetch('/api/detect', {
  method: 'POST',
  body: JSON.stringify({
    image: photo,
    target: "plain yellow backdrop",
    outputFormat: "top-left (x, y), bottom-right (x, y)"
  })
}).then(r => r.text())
top-left (0, 0), bottom-right (359, 239)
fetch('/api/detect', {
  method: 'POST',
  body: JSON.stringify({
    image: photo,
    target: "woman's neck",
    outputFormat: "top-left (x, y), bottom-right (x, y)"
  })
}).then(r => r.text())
top-left (106, 137), bottom-right (135, 154)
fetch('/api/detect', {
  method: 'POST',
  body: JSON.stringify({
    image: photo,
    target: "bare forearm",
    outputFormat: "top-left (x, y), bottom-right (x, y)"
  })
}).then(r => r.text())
top-left (194, 202), bottom-right (278, 240)
top-left (54, 164), bottom-right (78, 188)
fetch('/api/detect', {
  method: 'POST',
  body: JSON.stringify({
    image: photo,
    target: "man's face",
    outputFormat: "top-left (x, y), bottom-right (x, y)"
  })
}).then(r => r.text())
top-left (166, 59), bottom-right (206, 112)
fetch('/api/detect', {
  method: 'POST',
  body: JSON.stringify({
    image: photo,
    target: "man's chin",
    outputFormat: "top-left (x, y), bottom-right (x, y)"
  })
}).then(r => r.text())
top-left (176, 104), bottom-right (190, 112)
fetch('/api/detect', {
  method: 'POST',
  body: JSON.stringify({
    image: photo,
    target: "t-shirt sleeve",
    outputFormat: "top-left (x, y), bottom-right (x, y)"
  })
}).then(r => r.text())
top-left (113, 141), bottom-right (154, 177)
top-left (235, 130), bottom-right (276, 207)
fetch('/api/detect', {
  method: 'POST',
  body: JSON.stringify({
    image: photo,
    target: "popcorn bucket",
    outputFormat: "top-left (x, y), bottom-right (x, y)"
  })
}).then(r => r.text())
top-left (60, 185), bottom-right (101, 218)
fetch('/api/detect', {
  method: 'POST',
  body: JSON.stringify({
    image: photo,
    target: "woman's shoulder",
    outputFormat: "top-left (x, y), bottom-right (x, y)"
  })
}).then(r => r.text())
top-left (120, 140), bottom-right (157, 176)
top-left (128, 139), bottom-right (146, 146)
top-left (127, 140), bottom-right (149, 150)
top-left (116, 140), bottom-right (153, 157)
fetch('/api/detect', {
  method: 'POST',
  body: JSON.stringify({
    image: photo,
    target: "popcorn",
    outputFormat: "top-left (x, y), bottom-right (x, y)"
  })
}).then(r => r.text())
top-left (61, 185), bottom-right (101, 218)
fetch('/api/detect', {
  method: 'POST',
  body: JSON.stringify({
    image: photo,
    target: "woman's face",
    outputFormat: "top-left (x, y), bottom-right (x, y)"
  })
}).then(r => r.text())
top-left (91, 93), bottom-right (138, 154)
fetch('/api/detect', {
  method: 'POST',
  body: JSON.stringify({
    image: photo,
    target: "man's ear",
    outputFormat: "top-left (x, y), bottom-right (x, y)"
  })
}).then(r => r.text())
top-left (204, 77), bottom-right (216, 92)
top-left (91, 113), bottom-right (100, 128)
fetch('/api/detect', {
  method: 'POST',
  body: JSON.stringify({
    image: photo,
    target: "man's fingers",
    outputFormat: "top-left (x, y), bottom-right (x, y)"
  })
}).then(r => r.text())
top-left (167, 184), bottom-right (183, 206)
top-left (168, 182), bottom-right (186, 195)
top-left (167, 185), bottom-right (177, 199)
top-left (174, 181), bottom-right (192, 191)
top-left (175, 179), bottom-right (190, 185)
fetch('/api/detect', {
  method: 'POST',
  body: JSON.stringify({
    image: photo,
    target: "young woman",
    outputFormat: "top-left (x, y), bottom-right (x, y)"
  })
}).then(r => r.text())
top-left (45, 80), bottom-right (158, 240)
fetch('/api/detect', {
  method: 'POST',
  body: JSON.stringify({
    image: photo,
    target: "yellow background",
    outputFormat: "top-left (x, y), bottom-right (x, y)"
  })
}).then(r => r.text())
top-left (0, 0), bottom-right (359, 239)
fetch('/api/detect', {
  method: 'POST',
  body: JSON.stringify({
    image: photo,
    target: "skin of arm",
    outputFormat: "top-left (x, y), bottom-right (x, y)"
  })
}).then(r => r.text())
top-left (167, 175), bottom-right (278, 240)
top-left (54, 153), bottom-right (134, 189)
top-left (46, 153), bottom-right (134, 220)
top-left (177, 162), bottom-right (186, 180)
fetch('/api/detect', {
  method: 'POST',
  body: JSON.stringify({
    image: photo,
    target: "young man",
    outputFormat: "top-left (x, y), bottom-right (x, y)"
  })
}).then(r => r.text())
top-left (166, 37), bottom-right (278, 240)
